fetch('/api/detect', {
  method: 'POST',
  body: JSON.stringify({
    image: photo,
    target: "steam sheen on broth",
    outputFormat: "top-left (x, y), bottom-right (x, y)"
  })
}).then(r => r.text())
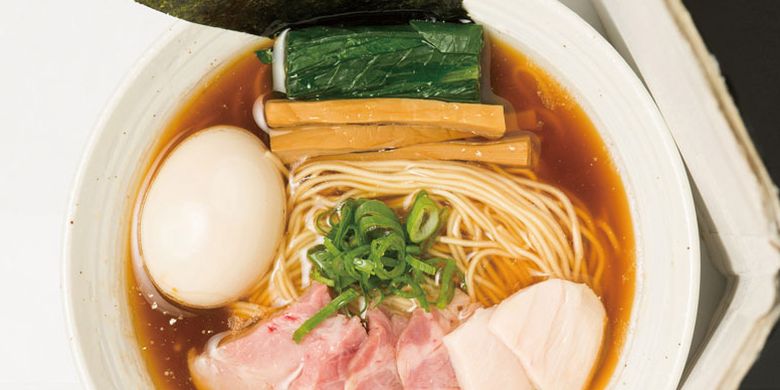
top-left (129, 39), bottom-right (634, 390)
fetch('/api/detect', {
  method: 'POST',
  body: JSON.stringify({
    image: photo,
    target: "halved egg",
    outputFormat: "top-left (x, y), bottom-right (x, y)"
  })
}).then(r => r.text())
top-left (139, 125), bottom-right (285, 308)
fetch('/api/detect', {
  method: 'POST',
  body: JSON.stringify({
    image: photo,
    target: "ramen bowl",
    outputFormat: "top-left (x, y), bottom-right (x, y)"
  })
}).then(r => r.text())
top-left (63, 0), bottom-right (699, 388)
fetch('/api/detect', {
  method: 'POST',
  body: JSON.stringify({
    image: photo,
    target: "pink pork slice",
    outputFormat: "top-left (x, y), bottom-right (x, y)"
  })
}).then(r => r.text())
top-left (345, 309), bottom-right (403, 390)
top-left (188, 283), bottom-right (366, 389)
top-left (396, 309), bottom-right (460, 389)
top-left (290, 313), bottom-right (366, 389)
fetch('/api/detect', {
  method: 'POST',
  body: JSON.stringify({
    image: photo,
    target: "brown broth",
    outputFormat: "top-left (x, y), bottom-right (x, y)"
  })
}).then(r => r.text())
top-left (127, 50), bottom-right (270, 390)
top-left (128, 39), bottom-right (634, 390)
top-left (489, 39), bottom-right (635, 389)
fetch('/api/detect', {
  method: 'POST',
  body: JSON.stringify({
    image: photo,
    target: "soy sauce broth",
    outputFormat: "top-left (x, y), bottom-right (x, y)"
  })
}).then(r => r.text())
top-left (489, 39), bottom-right (635, 389)
top-left (128, 38), bottom-right (634, 390)
top-left (127, 50), bottom-right (269, 390)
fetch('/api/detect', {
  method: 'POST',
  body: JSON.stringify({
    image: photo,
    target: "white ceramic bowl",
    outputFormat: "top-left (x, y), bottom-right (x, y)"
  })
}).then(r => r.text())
top-left (63, 0), bottom-right (700, 388)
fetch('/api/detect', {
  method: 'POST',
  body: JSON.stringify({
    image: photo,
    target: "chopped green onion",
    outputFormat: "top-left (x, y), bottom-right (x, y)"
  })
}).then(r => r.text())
top-left (407, 255), bottom-right (437, 275)
top-left (293, 289), bottom-right (358, 343)
top-left (407, 277), bottom-right (430, 311)
top-left (298, 194), bottom-right (462, 341)
top-left (406, 191), bottom-right (442, 243)
top-left (353, 257), bottom-right (375, 274)
top-left (314, 210), bottom-right (333, 235)
top-left (436, 259), bottom-right (458, 309)
top-left (356, 200), bottom-right (397, 220)
top-left (359, 215), bottom-right (404, 238)
top-left (340, 245), bottom-right (371, 281)
top-left (330, 200), bottom-right (358, 249)
top-left (323, 238), bottom-right (341, 256)
top-left (311, 269), bottom-right (335, 287)
top-left (307, 245), bottom-right (331, 266)
top-left (370, 234), bottom-right (406, 263)
top-left (374, 257), bottom-right (407, 280)
top-left (344, 225), bottom-right (363, 248)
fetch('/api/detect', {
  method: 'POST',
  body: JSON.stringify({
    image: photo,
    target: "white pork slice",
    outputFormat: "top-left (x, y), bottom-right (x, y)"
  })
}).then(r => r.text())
top-left (443, 307), bottom-right (533, 390)
top-left (488, 279), bottom-right (606, 390)
top-left (188, 283), bottom-right (366, 389)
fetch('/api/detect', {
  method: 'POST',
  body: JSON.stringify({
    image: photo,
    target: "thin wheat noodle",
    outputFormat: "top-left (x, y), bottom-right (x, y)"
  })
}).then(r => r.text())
top-left (241, 159), bottom-right (613, 310)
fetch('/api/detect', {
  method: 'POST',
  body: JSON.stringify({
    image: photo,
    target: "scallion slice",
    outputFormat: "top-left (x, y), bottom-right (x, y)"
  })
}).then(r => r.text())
top-left (297, 194), bottom-right (461, 341)
top-left (311, 269), bottom-right (335, 287)
top-left (293, 289), bottom-right (358, 343)
top-left (436, 259), bottom-right (458, 309)
top-left (407, 255), bottom-right (437, 275)
top-left (406, 191), bottom-right (442, 243)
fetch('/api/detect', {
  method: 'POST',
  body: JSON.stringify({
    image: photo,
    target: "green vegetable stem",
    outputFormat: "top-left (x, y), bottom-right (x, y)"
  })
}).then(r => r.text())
top-left (264, 21), bottom-right (484, 102)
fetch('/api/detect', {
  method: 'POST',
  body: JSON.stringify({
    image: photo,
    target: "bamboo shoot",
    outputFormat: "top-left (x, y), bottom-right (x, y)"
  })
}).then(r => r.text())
top-left (316, 134), bottom-right (539, 168)
top-left (265, 98), bottom-right (507, 139)
top-left (271, 125), bottom-right (472, 164)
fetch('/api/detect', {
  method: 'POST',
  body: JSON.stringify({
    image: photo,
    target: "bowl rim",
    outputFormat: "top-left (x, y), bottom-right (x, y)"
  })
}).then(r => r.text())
top-left (61, 21), bottom-right (187, 390)
top-left (63, 0), bottom-right (700, 387)
top-left (476, 1), bottom-right (697, 387)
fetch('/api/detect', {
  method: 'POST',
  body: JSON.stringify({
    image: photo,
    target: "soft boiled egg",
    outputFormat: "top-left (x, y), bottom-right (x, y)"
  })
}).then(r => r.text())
top-left (139, 125), bottom-right (286, 308)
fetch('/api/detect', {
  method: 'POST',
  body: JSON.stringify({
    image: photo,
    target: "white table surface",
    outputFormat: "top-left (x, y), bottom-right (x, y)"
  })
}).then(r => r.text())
top-left (3, 1), bottom-right (716, 389)
top-left (0, 1), bottom-right (172, 388)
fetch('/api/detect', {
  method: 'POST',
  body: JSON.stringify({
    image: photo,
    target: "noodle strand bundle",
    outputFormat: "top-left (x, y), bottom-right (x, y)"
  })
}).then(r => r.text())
top-left (242, 158), bottom-right (609, 312)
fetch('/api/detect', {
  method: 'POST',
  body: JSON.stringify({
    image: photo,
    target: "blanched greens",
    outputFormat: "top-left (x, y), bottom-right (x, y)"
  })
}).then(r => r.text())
top-left (294, 192), bottom-right (462, 342)
top-left (135, 0), bottom-right (467, 37)
top-left (266, 21), bottom-right (484, 102)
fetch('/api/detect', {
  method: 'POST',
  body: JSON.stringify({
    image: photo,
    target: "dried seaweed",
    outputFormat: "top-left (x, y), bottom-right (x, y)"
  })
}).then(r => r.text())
top-left (135, 0), bottom-right (468, 37)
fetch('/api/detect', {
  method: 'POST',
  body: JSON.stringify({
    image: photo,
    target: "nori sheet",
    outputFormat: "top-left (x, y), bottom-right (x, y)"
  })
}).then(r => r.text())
top-left (135, 0), bottom-right (468, 37)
